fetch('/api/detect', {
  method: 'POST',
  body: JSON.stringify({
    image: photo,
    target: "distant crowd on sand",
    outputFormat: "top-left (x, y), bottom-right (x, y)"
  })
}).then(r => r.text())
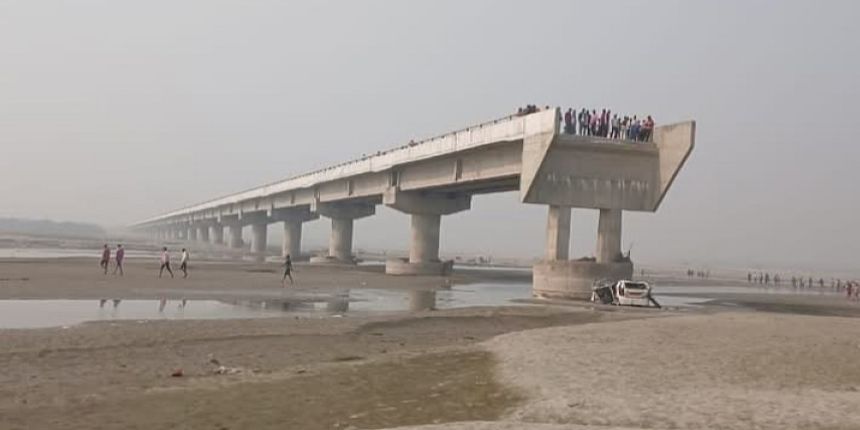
top-left (747, 271), bottom-right (860, 301)
top-left (97, 244), bottom-right (296, 286)
top-left (687, 269), bottom-right (710, 279)
top-left (515, 105), bottom-right (655, 142)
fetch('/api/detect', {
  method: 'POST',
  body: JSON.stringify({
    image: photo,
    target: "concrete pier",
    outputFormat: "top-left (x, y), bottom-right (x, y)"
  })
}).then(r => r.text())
top-left (251, 223), bottom-right (268, 252)
top-left (197, 224), bottom-right (210, 243)
top-left (272, 208), bottom-right (318, 259)
top-left (187, 227), bottom-right (197, 242)
top-left (545, 205), bottom-right (571, 261)
top-left (227, 224), bottom-right (243, 249)
top-left (329, 218), bottom-right (353, 261)
top-left (533, 206), bottom-right (632, 300)
top-left (250, 223), bottom-right (268, 261)
top-left (211, 224), bottom-right (224, 245)
top-left (383, 189), bottom-right (470, 275)
top-left (283, 221), bottom-right (302, 257)
top-left (409, 214), bottom-right (441, 263)
top-left (310, 202), bottom-right (375, 264)
top-left (596, 209), bottom-right (622, 263)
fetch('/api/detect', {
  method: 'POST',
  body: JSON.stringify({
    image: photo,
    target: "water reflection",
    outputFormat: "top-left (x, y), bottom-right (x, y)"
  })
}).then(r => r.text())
top-left (0, 283), bottom-right (532, 329)
top-left (409, 290), bottom-right (436, 311)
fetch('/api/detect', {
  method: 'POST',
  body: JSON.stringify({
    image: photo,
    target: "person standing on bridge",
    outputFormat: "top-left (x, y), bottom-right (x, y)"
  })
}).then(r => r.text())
top-left (564, 108), bottom-right (575, 134)
top-left (590, 110), bottom-right (598, 137)
top-left (579, 108), bottom-right (588, 136)
top-left (642, 115), bottom-right (655, 142)
top-left (603, 110), bottom-right (611, 137)
top-left (99, 244), bottom-right (111, 275)
top-left (611, 114), bottom-right (620, 139)
top-left (159, 247), bottom-right (174, 278)
top-left (282, 254), bottom-right (294, 285)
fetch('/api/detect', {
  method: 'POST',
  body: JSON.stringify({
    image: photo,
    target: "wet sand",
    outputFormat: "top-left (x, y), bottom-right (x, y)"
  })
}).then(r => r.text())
top-left (0, 257), bottom-right (531, 300)
top-left (1, 257), bottom-right (859, 429)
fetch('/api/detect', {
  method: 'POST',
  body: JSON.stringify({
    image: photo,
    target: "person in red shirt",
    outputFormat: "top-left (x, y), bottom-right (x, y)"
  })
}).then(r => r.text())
top-left (643, 116), bottom-right (655, 142)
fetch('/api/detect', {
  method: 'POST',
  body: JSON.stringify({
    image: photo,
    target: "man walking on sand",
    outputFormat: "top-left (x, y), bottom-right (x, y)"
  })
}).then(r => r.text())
top-left (179, 248), bottom-right (189, 279)
top-left (100, 244), bottom-right (111, 275)
top-left (113, 244), bottom-right (125, 276)
top-left (282, 254), bottom-right (294, 285)
top-left (159, 247), bottom-right (174, 278)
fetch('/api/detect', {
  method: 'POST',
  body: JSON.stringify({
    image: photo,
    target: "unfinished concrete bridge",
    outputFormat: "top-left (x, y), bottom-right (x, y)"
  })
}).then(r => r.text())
top-left (134, 108), bottom-right (695, 299)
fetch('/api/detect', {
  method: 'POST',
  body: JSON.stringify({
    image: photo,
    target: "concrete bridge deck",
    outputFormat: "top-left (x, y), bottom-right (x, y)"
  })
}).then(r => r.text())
top-left (135, 108), bottom-right (695, 298)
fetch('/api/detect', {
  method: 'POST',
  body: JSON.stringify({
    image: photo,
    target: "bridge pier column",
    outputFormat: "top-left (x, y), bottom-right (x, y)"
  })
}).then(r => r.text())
top-left (310, 203), bottom-right (375, 265)
top-left (409, 214), bottom-right (441, 263)
top-left (198, 225), bottom-right (210, 243)
top-left (383, 189), bottom-right (470, 276)
top-left (251, 222), bottom-right (268, 261)
top-left (271, 208), bottom-right (318, 260)
top-left (177, 227), bottom-right (187, 241)
top-left (187, 226), bottom-right (197, 242)
top-left (283, 220), bottom-right (302, 258)
top-left (596, 208), bottom-right (622, 263)
top-left (545, 205), bottom-right (571, 261)
top-left (227, 224), bottom-right (243, 249)
top-left (330, 218), bottom-right (353, 261)
top-left (211, 224), bottom-right (224, 245)
top-left (533, 207), bottom-right (632, 300)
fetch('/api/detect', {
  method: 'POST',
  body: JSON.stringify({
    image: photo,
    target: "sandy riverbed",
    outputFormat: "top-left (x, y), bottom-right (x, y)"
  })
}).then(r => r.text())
top-left (1, 257), bottom-right (858, 429)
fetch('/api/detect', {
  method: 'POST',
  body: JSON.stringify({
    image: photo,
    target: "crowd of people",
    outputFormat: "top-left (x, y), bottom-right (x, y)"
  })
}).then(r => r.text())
top-left (563, 108), bottom-right (655, 142)
top-left (515, 105), bottom-right (655, 142)
top-left (747, 271), bottom-right (860, 300)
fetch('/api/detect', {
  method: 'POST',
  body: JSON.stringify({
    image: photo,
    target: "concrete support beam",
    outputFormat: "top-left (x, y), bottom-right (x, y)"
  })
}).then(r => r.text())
top-left (596, 208), bottom-right (623, 263)
top-left (312, 201), bottom-right (376, 220)
top-left (310, 202), bottom-right (375, 264)
top-left (383, 188), bottom-right (471, 215)
top-left (545, 205), bottom-right (571, 261)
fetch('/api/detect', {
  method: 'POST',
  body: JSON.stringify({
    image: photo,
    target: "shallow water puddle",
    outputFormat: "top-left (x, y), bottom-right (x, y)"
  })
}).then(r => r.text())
top-left (0, 299), bottom-right (293, 329)
top-left (2, 283), bottom-right (822, 329)
top-left (0, 283), bottom-right (533, 329)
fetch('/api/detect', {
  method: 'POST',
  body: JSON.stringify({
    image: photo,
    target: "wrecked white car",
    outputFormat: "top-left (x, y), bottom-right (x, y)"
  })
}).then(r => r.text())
top-left (591, 279), bottom-right (660, 308)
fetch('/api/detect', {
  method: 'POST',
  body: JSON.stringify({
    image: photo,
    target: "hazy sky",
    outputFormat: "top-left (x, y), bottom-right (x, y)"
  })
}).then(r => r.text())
top-left (1, 0), bottom-right (858, 272)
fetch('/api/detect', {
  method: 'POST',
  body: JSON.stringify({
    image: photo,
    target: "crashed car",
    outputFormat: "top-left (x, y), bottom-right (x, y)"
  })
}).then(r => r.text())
top-left (591, 279), bottom-right (661, 308)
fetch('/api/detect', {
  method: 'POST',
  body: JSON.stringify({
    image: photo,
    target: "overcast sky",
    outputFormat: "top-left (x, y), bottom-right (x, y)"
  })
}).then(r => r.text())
top-left (1, 0), bottom-right (858, 273)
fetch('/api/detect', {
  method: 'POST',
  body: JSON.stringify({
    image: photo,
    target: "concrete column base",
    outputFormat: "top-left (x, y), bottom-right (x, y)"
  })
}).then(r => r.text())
top-left (309, 255), bottom-right (357, 265)
top-left (532, 260), bottom-right (634, 300)
top-left (385, 258), bottom-right (454, 276)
